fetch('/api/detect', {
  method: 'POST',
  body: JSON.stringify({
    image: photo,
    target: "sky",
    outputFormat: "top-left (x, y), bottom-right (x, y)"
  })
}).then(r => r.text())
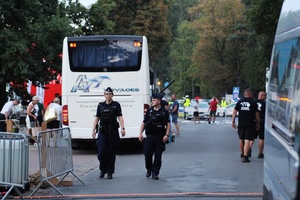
top-left (78, 0), bottom-right (97, 8)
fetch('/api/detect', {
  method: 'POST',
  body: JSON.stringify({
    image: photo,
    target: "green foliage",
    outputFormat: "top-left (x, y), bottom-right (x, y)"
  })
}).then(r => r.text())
top-left (0, 0), bottom-right (73, 106)
top-left (169, 21), bottom-right (198, 97)
top-left (0, 0), bottom-right (284, 106)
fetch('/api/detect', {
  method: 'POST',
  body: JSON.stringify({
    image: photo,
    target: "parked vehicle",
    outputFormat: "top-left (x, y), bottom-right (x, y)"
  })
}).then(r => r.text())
top-left (184, 102), bottom-right (209, 120)
top-left (217, 103), bottom-right (238, 117)
top-left (263, 0), bottom-right (300, 199)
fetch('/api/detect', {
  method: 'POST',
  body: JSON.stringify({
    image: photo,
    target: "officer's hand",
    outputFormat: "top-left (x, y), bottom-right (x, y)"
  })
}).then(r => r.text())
top-left (92, 131), bottom-right (97, 139)
top-left (139, 134), bottom-right (143, 142)
top-left (163, 135), bottom-right (168, 143)
top-left (121, 130), bottom-right (125, 137)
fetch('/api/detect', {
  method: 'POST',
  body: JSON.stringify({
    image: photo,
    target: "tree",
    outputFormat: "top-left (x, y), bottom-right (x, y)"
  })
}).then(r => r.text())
top-left (168, 0), bottom-right (199, 97)
top-left (242, 0), bottom-right (282, 93)
top-left (169, 21), bottom-right (198, 98)
top-left (189, 0), bottom-right (247, 97)
top-left (0, 0), bottom-right (74, 107)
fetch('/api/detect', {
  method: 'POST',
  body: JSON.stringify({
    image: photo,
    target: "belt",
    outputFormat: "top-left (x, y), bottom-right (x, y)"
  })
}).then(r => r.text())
top-left (146, 134), bottom-right (162, 137)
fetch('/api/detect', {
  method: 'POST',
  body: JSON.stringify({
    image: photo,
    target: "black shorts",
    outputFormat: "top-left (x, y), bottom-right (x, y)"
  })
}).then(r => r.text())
top-left (46, 120), bottom-right (60, 129)
top-left (237, 125), bottom-right (255, 141)
top-left (193, 111), bottom-right (199, 117)
top-left (210, 110), bottom-right (216, 116)
top-left (253, 125), bottom-right (264, 140)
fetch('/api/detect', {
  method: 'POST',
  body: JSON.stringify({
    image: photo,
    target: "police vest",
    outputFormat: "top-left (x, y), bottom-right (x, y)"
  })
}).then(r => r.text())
top-left (145, 107), bottom-right (167, 135)
top-left (99, 102), bottom-right (118, 125)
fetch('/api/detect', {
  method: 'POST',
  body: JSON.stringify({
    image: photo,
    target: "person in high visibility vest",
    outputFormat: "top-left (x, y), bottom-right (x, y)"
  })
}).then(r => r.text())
top-left (183, 95), bottom-right (190, 107)
top-left (183, 95), bottom-right (190, 119)
top-left (220, 97), bottom-right (228, 107)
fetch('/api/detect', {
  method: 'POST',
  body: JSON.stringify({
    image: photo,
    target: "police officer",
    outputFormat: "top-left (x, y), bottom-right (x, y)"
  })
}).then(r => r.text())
top-left (139, 93), bottom-right (170, 180)
top-left (92, 87), bottom-right (126, 179)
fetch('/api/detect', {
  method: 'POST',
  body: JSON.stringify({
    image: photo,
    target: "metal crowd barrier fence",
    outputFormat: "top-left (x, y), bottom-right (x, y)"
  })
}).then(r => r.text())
top-left (0, 132), bottom-right (29, 200)
top-left (30, 127), bottom-right (85, 196)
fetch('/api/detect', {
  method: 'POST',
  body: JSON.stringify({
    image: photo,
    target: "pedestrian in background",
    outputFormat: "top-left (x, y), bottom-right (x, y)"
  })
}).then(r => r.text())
top-left (220, 97), bottom-right (228, 107)
top-left (26, 96), bottom-right (40, 134)
top-left (46, 97), bottom-right (62, 129)
top-left (250, 91), bottom-right (266, 158)
top-left (92, 87), bottom-right (126, 179)
top-left (0, 99), bottom-right (20, 132)
top-left (208, 96), bottom-right (218, 124)
top-left (170, 94), bottom-right (180, 136)
top-left (139, 93), bottom-right (170, 180)
top-left (232, 89), bottom-right (260, 163)
top-left (193, 99), bottom-right (200, 124)
top-left (37, 101), bottom-right (45, 127)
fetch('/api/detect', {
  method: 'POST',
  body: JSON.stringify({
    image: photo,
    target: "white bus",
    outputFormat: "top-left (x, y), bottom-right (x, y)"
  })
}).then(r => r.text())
top-left (61, 35), bottom-right (151, 147)
top-left (264, 0), bottom-right (300, 199)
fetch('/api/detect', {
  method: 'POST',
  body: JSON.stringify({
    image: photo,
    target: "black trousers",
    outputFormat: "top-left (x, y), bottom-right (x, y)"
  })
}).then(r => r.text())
top-left (0, 113), bottom-right (6, 132)
top-left (143, 135), bottom-right (165, 175)
top-left (97, 128), bottom-right (120, 174)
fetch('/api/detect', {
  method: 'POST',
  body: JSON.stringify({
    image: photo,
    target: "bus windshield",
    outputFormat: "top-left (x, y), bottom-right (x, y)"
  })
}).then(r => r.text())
top-left (68, 40), bottom-right (142, 72)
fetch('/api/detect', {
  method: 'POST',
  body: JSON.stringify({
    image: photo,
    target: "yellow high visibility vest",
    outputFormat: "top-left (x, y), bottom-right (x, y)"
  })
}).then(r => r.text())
top-left (221, 100), bottom-right (227, 107)
top-left (184, 98), bottom-right (190, 107)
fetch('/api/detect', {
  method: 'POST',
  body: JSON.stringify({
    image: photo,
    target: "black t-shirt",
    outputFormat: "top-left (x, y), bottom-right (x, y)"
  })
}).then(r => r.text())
top-left (234, 97), bottom-right (258, 126)
top-left (256, 99), bottom-right (266, 121)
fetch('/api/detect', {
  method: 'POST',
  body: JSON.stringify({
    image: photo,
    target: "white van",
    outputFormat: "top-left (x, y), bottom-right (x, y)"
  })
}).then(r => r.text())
top-left (264, 0), bottom-right (300, 199)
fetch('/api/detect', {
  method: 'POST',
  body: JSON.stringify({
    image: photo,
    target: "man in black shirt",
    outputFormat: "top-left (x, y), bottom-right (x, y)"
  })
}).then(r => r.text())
top-left (232, 89), bottom-right (260, 163)
top-left (250, 91), bottom-right (266, 158)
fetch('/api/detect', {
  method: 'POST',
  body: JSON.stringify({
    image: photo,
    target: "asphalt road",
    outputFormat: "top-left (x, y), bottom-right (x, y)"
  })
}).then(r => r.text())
top-left (23, 117), bottom-right (263, 199)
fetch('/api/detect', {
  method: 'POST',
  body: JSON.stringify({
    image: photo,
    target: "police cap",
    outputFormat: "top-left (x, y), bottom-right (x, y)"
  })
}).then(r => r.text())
top-left (105, 87), bottom-right (113, 93)
top-left (152, 93), bottom-right (163, 100)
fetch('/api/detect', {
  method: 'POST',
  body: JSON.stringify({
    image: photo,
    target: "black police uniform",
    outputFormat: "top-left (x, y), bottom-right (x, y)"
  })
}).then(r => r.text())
top-left (143, 99), bottom-right (170, 179)
top-left (95, 100), bottom-right (122, 177)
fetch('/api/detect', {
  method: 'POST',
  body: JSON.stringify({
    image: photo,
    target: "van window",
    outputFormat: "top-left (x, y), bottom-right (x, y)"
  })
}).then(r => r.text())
top-left (269, 36), bottom-right (300, 144)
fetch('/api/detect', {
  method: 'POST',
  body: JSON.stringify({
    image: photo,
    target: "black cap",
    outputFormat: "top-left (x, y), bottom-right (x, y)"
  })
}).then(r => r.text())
top-left (152, 93), bottom-right (163, 100)
top-left (105, 87), bottom-right (113, 93)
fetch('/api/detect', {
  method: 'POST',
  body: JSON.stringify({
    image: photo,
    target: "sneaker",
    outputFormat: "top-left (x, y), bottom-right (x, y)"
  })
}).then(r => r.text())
top-left (146, 171), bottom-right (151, 177)
top-left (107, 174), bottom-right (113, 179)
top-left (241, 156), bottom-right (250, 163)
top-left (248, 148), bottom-right (252, 157)
top-left (99, 172), bottom-right (105, 178)
top-left (213, 121), bottom-right (215, 123)
top-left (208, 121), bottom-right (211, 124)
top-left (258, 153), bottom-right (264, 159)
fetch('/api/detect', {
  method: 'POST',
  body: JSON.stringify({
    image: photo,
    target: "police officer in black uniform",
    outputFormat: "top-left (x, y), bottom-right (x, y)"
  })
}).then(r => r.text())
top-left (92, 87), bottom-right (126, 179)
top-left (139, 93), bottom-right (170, 180)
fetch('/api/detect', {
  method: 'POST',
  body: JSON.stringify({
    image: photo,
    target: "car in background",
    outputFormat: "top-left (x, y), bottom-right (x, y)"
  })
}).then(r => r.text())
top-left (184, 101), bottom-right (209, 120)
top-left (217, 103), bottom-right (238, 117)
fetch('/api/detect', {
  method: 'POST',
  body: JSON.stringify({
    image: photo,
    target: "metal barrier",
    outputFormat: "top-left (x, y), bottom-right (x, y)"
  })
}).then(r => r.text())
top-left (0, 132), bottom-right (29, 200)
top-left (30, 127), bottom-right (85, 196)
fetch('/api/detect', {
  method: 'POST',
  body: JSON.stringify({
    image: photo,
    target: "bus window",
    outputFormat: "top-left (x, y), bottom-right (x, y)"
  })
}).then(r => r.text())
top-left (68, 40), bottom-right (142, 72)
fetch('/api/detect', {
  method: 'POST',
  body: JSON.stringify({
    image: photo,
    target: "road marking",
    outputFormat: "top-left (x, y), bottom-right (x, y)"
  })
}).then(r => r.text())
top-left (23, 192), bottom-right (263, 199)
